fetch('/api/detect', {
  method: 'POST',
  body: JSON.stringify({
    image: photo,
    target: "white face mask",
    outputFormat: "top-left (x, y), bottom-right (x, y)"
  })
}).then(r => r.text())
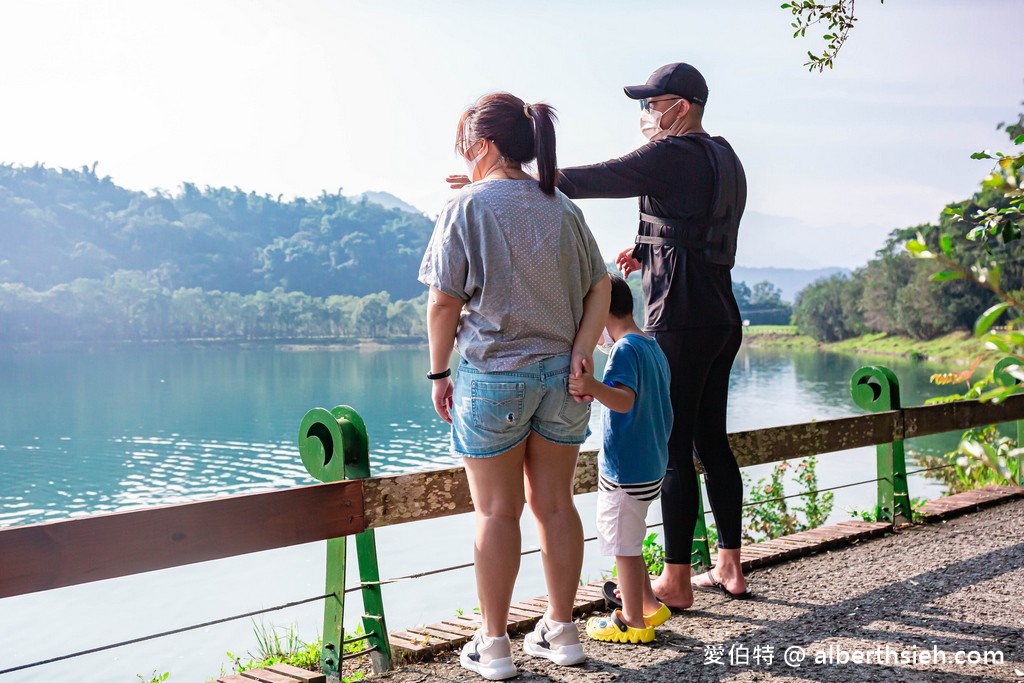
top-left (464, 140), bottom-right (486, 182)
top-left (640, 99), bottom-right (682, 140)
top-left (597, 328), bottom-right (615, 355)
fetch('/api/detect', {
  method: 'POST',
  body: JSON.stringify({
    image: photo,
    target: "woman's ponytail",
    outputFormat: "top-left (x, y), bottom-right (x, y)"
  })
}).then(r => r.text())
top-left (528, 103), bottom-right (558, 195)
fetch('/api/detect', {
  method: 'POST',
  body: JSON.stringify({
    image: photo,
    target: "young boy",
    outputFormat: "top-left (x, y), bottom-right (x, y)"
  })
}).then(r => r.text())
top-left (569, 275), bottom-right (673, 643)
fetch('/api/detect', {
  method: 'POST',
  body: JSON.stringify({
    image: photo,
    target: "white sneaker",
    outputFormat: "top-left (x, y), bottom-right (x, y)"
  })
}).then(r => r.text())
top-left (522, 617), bottom-right (586, 666)
top-left (459, 631), bottom-right (518, 681)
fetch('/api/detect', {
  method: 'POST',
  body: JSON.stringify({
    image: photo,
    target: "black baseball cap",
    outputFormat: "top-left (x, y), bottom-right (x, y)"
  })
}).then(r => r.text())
top-left (624, 63), bottom-right (708, 106)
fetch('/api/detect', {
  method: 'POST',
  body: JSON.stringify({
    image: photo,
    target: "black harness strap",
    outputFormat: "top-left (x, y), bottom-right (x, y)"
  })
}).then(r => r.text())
top-left (635, 234), bottom-right (710, 249)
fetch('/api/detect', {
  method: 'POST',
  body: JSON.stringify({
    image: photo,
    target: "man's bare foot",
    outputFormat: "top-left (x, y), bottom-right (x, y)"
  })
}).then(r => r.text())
top-left (692, 567), bottom-right (749, 597)
top-left (651, 575), bottom-right (694, 610)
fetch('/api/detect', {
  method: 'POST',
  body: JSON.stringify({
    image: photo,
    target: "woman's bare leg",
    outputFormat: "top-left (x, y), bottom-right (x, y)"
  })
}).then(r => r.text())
top-left (463, 440), bottom-right (527, 637)
top-left (523, 432), bottom-right (583, 623)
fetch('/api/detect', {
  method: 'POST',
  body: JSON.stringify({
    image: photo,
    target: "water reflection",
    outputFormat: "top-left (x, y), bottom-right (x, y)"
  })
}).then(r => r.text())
top-left (0, 344), bottom-right (965, 528)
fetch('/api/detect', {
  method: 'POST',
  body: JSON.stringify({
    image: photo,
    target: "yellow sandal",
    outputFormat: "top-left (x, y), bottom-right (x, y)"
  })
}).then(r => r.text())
top-left (645, 602), bottom-right (672, 628)
top-left (586, 610), bottom-right (655, 644)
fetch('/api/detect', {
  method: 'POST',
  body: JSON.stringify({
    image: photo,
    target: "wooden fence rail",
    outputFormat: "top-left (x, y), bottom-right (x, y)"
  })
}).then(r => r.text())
top-left (2, 393), bottom-right (1023, 601)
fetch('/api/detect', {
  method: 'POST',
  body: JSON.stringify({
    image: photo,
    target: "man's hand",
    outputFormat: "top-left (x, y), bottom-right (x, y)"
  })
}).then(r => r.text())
top-left (446, 174), bottom-right (471, 189)
top-left (615, 246), bottom-right (642, 277)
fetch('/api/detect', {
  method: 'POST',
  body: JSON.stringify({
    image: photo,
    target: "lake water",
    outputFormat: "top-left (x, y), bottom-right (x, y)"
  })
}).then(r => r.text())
top-left (0, 344), bottom-right (966, 681)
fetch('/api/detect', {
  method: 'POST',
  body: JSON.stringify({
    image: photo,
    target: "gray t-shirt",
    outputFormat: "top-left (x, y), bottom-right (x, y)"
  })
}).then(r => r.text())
top-left (419, 178), bottom-right (606, 372)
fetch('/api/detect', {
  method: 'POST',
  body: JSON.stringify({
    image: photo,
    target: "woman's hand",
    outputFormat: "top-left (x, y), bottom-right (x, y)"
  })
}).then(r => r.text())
top-left (615, 246), bottom-right (642, 278)
top-left (446, 174), bottom-right (471, 189)
top-left (570, 350), bottom-right (594, 403)
top-left (432, 377), bottom-right (454, 424)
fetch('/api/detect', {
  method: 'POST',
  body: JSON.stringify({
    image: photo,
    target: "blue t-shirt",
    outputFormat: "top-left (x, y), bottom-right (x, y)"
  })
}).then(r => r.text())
top-left (599, 333), bottom-right (673, 485)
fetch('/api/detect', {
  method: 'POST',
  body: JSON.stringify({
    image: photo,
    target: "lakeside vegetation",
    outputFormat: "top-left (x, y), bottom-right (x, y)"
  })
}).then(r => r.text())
top-left (744, 325), bottom-right (999, 364)
top-left (789, 116), bottom-right (1024, 346)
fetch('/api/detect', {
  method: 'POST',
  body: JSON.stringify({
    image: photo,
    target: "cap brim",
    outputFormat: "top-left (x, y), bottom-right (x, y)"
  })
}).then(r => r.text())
top-left (623, 84), bottom-right (665, 99)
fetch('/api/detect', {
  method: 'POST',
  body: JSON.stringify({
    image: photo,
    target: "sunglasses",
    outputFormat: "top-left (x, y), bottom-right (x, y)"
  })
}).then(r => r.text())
top-left (457, 138), bottom-right (482, 156)
top-left (639, 97), bottom-right (681, 112)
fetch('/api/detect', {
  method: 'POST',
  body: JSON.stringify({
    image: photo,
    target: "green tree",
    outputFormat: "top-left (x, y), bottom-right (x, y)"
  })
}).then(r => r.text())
top-left (352, 292), bottom-right (390, 337)
top-left (732, 280), bottom-right (752, 308)
top-left (750, 280), bottom-right (784, 308)
top-left (793, 273), bottom-right (861, 342)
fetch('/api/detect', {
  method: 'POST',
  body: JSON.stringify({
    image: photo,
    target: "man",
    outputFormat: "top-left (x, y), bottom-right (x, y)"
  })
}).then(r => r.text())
top-left (558, 62), bottom-right (752, 607)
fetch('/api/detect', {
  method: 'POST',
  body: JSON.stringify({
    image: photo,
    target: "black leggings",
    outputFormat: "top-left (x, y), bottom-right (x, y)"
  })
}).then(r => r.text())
top-left (654, 325), bottom-right (743, 563)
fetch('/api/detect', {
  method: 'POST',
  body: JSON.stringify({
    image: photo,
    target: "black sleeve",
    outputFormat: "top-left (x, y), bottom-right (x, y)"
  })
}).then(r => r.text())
top-left (558, 140), bottom-right (681, 200)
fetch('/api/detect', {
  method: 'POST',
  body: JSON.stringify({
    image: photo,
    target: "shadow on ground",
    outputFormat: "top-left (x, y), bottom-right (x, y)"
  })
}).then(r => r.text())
top-left (376, 498), bottom-right (1024, 682)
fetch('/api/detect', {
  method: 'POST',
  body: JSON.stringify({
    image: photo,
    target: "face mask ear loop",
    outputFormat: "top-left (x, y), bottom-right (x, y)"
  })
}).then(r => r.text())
top-left (464, 139), bottom-right (487, 182)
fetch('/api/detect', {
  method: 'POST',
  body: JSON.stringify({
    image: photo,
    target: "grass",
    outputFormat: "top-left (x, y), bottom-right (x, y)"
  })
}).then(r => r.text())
top-left (743, 325), bottom-right (818, 349)
top-left (213, 621), bottom-right (369, 683)
top-left (827, 331), bottom-right (992, 364)
top-left (744, 326), bottom-right (997, 364)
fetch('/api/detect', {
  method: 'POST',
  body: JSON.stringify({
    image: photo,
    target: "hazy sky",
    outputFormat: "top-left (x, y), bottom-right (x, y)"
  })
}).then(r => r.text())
top-left (1, 1), bottom-right (1020, 269)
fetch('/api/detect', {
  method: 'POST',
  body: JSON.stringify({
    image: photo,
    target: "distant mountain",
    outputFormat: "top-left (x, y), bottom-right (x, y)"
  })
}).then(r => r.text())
top-left (732, 266), bottom-right (849, 303)
top-left (350, 191), bottom-right (425, 215)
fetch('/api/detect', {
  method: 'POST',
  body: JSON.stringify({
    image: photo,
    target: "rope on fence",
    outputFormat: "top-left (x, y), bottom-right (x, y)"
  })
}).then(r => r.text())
top-left (906, 463), bottom-right (956, 476)
top-left (348, 475), bottom-right (892, 591)
top-left (729, 475), bottom-right (885, 512)
top-left (348, 529), bottom-right (628, 592)
top-left (0, 593), bottom-right (332, 676)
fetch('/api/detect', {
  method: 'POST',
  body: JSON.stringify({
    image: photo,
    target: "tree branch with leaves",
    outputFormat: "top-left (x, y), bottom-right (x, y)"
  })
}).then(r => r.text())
top-left (781, 0), bottom-right (879, 72)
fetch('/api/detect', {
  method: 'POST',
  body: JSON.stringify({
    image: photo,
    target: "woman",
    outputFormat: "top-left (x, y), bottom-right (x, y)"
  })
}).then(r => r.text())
top-left (557, 62), bottom-right (751, 608)
top-left (419, 92), bottom-right (610, 681)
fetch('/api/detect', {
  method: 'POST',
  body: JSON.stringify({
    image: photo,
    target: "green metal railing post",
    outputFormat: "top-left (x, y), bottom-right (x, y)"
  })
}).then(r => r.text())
top-left (994, 357), bottom-right (1024, 487)
top-left (851, 366), bottom-right (912, 524)
top-left (690, 474), bottom-right (713, 572)
top-left (299, 405), bottom-right (392, 680)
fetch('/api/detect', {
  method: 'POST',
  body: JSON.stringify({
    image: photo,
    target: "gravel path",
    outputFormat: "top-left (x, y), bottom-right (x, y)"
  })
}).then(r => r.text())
top-left (374, 498), bottom-right (1024, 682)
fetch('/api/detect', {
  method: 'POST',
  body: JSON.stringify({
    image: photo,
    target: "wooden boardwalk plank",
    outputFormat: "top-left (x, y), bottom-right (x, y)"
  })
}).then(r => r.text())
top-left (917, 485), bottom-right (1022, 521)
top-left (265, 663), bottom-right (326, 682)
top-left (238, 670), bottom-right (302, 683)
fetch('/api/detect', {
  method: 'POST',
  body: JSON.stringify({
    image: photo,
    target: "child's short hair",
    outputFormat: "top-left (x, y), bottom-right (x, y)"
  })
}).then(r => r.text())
top-left (609, 274), bottom-right (635, 319)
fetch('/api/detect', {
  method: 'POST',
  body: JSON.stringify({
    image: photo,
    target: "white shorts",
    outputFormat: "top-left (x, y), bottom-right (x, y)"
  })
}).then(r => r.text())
top-left (596, 487), bottom-right (657, 557)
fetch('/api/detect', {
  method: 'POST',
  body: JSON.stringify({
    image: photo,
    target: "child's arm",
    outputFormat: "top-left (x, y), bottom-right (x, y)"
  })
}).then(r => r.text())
top-left (568, 373), bottom-right (636, 414)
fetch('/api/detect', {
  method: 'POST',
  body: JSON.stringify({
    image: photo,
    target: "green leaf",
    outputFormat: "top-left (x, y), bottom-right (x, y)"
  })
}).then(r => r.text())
top-left (781, 2), bottom-right (791, 7)
top-left (974, 302), bottom-right (1010, 337)
top-left (984, 337), bottom-right (1012, 353)
top-left (1015, 133), bottom-right (1024, 145)
top-left (931, 270), bottom-right (963, 282)
top-left (939, 234), bottom-right (953, 256)
top-left (970, 151), bottom-right (994, 160)
top-left (905, 238), bottom-right (934, 258)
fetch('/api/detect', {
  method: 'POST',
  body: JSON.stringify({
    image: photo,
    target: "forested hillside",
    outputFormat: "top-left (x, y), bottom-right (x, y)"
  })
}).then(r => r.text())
top-left (0, 163), bottom-right (432, 298)
top-left (0, 164), bottom-right (435, 342)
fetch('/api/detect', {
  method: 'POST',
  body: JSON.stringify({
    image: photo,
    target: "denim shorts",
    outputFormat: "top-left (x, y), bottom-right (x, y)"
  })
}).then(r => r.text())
top-left (451, 354), bottom-right (592, 458)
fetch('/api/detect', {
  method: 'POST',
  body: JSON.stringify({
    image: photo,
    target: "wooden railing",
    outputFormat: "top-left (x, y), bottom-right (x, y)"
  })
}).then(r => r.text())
top-left (3, 392), bottom-right (1022, 601)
